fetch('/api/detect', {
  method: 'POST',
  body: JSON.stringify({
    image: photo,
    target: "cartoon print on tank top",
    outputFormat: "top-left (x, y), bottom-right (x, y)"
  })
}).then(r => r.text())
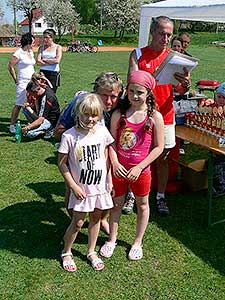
top-left (119, 127), bottom-right (137, 150)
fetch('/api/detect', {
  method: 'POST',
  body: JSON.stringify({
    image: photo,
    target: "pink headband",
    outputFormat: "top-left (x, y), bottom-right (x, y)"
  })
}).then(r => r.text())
top-left (128, 70), bottom-right (156, 90)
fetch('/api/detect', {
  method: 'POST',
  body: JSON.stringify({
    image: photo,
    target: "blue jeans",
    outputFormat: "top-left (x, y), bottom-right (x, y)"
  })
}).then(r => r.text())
top-left (22, 107), bottom-right (37, 122)
top-left (26, 119), bottom-right (52, 138)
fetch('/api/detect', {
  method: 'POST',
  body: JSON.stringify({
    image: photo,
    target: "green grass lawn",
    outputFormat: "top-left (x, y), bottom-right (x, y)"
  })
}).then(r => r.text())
top-left (0, 45), bottom-right (225, 300)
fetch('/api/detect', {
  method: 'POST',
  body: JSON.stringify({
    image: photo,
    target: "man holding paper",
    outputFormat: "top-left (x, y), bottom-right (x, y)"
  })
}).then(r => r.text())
top-left (128, 16), bottom-right (191, 216)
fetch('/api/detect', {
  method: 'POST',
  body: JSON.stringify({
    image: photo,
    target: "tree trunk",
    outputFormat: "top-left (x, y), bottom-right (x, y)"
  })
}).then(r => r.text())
top-left (28, 10), bottom-right (34, 34)
top-left (57, 27), bottom-right (62, 40)
top-left (119, 29), bottom-right (124, 39)
top-left (71, 23), bottom-right (75, 43)
top-left (13, 0), bottom-right (17, 35)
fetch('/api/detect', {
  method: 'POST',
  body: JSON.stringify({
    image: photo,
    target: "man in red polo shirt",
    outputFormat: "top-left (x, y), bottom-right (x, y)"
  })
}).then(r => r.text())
top-left (128, 16), bottom-right (191, 216)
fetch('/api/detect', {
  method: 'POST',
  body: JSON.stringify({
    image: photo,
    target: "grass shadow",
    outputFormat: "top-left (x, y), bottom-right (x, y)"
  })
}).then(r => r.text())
top-left (44, 150), bottom-right (58, 165)
top-left (0, 199), bottom-right (128, 262)
top-left (0, 181), bottom-right (129, 262)
top-left (0, 200), bottom-right (68, 260)
top-left (149, 189), bottom-right (225, 275)
top-left (26, 181), bottom-right (65, 204)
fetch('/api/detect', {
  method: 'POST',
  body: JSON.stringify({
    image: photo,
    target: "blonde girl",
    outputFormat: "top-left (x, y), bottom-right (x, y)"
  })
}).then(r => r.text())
top-left (100, 70), bottom-right (164, 260)
top-left (58, 93), bottom-right (114, 271)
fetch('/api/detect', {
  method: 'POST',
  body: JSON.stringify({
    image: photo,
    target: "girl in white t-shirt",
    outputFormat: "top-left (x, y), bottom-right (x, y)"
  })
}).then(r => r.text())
top-left (58, 93), bottom-right (114, 272)
top-left (8, 33), bottom-right (35, 134)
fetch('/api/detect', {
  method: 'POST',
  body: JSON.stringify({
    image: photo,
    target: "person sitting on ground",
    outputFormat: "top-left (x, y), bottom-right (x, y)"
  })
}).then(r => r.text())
top-left (22, 81), bottom-right (60, 139)
top-left (23, 71), bottom-right (54, 123)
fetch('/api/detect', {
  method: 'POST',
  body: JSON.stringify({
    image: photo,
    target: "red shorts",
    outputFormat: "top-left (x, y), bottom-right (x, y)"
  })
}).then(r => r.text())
top-left (112, 171), bottom-right (151, 197)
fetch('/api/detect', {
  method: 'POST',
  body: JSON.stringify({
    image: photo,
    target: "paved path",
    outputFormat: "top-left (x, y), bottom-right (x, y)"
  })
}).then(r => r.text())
top-left (0, 46), bottom-right (135, 53)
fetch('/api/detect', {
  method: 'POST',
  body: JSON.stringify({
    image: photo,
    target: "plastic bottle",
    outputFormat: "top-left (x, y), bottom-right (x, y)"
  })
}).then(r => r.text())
top-left (15, 120), bottom-right (22, 143)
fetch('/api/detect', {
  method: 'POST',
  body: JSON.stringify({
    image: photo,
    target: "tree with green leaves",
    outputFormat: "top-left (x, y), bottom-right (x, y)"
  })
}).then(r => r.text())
top-left (71, 0), bottom-right (99, 24)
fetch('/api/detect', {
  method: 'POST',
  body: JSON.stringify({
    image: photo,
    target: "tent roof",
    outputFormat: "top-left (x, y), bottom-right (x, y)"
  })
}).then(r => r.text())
top-left (139, 0), bottom-right (225, 47)
top-left (141, 0), bottom-right (225, 22)
top-left (143, 0), bottom-right (225, 8)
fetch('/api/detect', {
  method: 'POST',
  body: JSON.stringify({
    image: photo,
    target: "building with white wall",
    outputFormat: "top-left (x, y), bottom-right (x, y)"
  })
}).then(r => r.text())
top-left (19, 9), bottom-right (55, 35)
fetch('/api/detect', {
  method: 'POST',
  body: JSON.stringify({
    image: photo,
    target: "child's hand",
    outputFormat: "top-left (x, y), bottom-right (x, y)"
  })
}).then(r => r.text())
top-left (72, 186), bottom-right (86, 201)
top-left (107, 182), bottom-right (115, 197)
top-left (112, 162), bottom-right (127, 178)
top-left (126, 166), bottom-right (142, 181)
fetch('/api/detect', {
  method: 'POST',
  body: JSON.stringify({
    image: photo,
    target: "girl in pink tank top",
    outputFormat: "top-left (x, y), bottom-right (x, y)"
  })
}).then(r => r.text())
top-left (100, 70), bottom-right (164, 261)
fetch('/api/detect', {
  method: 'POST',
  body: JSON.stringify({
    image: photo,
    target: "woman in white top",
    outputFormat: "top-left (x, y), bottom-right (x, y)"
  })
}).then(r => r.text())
top-left (36, 29), bottom-right (62, 93)
top-left (8, 33), bottom-right (35, 134)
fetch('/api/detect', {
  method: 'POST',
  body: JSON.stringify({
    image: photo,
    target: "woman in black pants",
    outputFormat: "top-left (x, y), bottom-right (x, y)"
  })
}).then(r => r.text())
top-left (37, 29), bottom-right (62, 93)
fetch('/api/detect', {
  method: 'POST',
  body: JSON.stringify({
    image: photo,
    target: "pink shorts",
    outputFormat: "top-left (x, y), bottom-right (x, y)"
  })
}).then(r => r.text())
top-left (112, 171), bottom-right (151, 197)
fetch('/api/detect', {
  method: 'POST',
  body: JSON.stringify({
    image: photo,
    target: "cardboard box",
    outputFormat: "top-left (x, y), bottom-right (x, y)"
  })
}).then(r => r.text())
top-left (181, 159), bottom-right (208, 191)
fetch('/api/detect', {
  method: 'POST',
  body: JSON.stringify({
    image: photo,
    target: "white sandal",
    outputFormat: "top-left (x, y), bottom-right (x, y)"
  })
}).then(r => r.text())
top-left (128, 245), bottom-right (143, 261)
top-left (100, 241), bottom-right (117, 258)
top-left (61, 252), bottom-right (77, 272)
top-left (87, 251), bottom-right (104, 271)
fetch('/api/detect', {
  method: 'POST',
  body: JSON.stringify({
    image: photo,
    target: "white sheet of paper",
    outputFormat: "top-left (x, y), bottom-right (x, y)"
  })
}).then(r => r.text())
top-left (156, 55), bottom-right (198, 85)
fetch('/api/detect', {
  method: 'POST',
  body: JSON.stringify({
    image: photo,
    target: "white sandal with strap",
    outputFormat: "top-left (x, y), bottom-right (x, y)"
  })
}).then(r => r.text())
top-left (61, 252), bottom-right (77, 272)
top-left (100, 241), bottom-right (117, 258)
top-left (87, 251), bottom-right (105, 271)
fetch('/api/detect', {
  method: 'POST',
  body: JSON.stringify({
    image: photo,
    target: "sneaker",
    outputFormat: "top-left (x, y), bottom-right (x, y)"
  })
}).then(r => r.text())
top-left (122, 192), bottom-right (135, 214)
top-left (157, 197), bottom-right (169, 216)
top-left (9, 124), bottom-right (16, 134)
top-left (43, 129), bottom-right (54, 139)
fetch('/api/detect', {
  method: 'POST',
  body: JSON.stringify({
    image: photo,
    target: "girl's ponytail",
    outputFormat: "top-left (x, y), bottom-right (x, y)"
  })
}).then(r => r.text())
top-left (118, 94), bottom-right (130, 129)
top-left (144, 91), bottom-right (156, 132)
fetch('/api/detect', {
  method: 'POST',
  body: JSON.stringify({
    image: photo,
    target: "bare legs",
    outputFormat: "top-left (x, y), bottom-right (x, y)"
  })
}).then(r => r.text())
top-left (133, 195), bottom-right (149, 246)
top-left (100, 209), bottom-right (110, 235)
top-left (63, 211), bottom-right (86, 259)
top-left (107, 194), bottom-right (149, 247)
top-left (88, 209), bottom-right (102, 254)
top-left (108, 195), bottom-right (125, 244)
top-left (65, 185), bottom-right (110, 233)
top-left (62, 208), bottom-right (103, 262)
top-left (10, 105), bottom-right (22, 125)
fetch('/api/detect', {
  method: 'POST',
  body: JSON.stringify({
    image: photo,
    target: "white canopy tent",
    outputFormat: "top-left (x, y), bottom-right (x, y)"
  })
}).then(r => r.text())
top-left (139, 0), bottom-right (225, 47)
